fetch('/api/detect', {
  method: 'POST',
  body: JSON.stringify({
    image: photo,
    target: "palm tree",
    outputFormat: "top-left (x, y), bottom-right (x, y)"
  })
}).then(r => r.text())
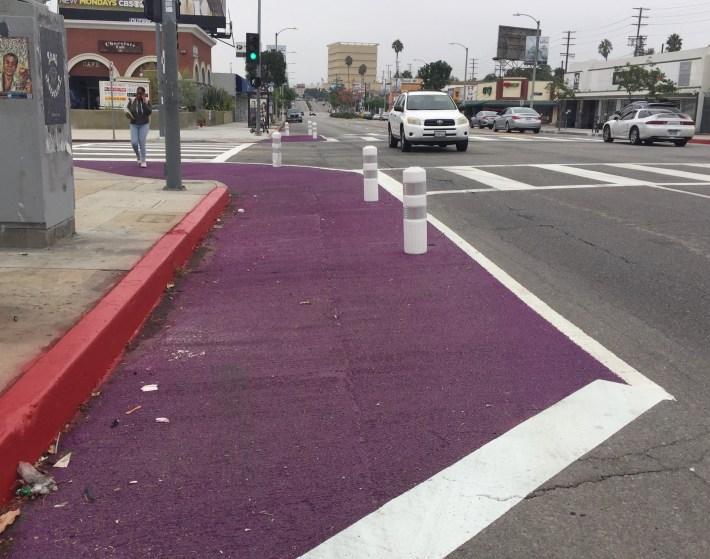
top-left (598, 39), bottom-right (613, 61)
top-left (345, 56), bottom-right (353, 89)
top-left (666, 33), bottom-right (682, 52)
top-left (358, 64), bottom-right (367, 106)
top-left (391, 39), bottom-right (403, 77)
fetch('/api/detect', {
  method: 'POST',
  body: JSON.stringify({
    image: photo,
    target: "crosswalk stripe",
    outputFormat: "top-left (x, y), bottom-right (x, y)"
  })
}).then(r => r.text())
top-left (531, 164), bottom-right (656, 186)
top-left (445, 167), bottom-right (531, 190)
top-left (609, 163), bottom-right (710, 182)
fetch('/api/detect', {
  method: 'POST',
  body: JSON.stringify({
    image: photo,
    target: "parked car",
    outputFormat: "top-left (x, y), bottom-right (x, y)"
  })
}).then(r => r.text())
top-left (388, 91), bottom-right (469, 152)
top-left (492, 107), bottom-right (542, 133)
top-left (286, 109), bottom-right (302, 123)
top-left (612, 100), bottom-right (686, 120)
top-left (371, 113), bottom-right (382, 120)
top-left (363, 112), bottom-right (373, 120)
top-left (602, 108), bottom-right (694, 146)
top-left (470, 110), bottom-right (498, 129)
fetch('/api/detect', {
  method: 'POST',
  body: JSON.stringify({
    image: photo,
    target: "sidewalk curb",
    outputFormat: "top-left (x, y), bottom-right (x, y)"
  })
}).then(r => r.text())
top-left (0, 186), bottom-right (229, 504)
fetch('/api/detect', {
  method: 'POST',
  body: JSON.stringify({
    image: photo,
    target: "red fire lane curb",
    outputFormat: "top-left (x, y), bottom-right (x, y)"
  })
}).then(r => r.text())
top-left (0, 186), bottom-right (229, 505)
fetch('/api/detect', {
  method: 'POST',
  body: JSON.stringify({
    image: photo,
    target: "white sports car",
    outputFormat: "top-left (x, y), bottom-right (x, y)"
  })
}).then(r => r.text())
top-left (602, 108), bottom-right (695, 147)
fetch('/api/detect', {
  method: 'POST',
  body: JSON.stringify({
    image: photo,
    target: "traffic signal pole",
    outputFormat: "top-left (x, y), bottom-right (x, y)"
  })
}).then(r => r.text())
top-left (255, 0), bottom-right (262, 136)
top-left (162, 0), bottom-right (183, 189)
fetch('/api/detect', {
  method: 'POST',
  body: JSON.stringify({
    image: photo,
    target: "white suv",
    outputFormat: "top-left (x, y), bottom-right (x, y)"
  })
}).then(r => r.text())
top-left (388, 91), bottom-right (469, 152)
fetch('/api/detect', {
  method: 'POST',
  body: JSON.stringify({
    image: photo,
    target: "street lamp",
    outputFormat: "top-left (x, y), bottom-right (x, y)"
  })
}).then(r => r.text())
top-left (513, 12), bottom-right (540, 111)
top-left (449, 43), bottom-right (468, 103)
top-left (274, 27), bottom-right (297, 120)
top-left (413, 58), bottom-right (426, 74)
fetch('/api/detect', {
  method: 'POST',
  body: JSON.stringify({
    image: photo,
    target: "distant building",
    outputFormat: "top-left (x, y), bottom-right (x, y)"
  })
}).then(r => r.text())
top-left (565, 46), bottom-right (710, 131)
top-left (327, 42), bottom-right (378, 90)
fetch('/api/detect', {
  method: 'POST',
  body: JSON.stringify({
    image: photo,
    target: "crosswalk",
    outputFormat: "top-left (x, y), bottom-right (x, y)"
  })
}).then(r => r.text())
top-left (382, 163), bottom-right (710, 197)
top-left (72, 142), bottom-right (253, 162)
top-left (328, 133), bottom-right (602, 143)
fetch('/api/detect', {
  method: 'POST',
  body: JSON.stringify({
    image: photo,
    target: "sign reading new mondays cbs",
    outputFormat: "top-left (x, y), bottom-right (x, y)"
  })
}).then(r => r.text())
top-left (58, 0), bottom-right (227, 33)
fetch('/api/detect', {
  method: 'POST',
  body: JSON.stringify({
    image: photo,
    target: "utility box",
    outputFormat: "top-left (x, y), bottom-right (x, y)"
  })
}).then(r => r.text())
top-left (0, 0), bottom-right (75, 248)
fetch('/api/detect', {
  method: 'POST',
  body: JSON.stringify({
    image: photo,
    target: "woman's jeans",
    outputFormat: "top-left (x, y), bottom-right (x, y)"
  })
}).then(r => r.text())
top-left (130, 123), bottom-right (150, 161)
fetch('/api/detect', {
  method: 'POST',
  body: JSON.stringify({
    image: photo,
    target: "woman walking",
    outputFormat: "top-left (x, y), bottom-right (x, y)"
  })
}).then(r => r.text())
top-left (126, 86), bottom-right (152, 167)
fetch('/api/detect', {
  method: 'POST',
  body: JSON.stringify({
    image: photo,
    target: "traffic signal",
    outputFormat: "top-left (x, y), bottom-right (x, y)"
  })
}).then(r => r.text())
top-left (250, 77), bottom-right (261, 88)
top-left (143, 0), bottom-right (162, 22)
top-left (246, 33), bottom-right (260, 64)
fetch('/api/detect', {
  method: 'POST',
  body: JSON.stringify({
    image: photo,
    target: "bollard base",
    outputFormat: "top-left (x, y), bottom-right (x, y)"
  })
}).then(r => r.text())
top-left (403, 219), bottom-right (427, 255)
top-left (364, 179), bottom-right (378, 202)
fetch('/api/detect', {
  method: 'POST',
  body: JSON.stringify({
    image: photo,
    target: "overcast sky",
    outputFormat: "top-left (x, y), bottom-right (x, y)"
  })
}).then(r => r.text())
top-left (49, 0), bottom-right (710, 84)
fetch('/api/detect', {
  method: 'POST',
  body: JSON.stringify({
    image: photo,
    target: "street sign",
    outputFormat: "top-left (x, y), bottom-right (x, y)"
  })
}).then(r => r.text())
top-left (235, 42), bottom-right (246, 58)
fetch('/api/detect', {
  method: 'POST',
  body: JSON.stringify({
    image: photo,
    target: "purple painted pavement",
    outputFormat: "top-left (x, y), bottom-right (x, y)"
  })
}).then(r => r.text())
top-left (5, 161), bottom-right (622, 559)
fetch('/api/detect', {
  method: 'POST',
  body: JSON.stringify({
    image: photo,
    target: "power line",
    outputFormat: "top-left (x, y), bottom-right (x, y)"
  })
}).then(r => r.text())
top-left (631, 7), bottom-right (650, 56)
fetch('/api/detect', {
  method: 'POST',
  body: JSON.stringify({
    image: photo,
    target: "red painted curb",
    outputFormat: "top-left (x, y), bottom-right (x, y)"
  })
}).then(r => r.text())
top-left (0, 187), bottom-right (229, 505)
top-left (690, 138), bottom-right (710, 144)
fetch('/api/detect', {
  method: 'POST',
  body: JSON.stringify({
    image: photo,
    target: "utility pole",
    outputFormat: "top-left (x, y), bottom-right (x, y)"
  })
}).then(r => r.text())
top-left (155, 22), bottom-right (165, 137)
top-left (561, 31), bottom-right (575, 72)
top-left (469, 58), bottom-right (477, 81)
top-left (162, 0), bottom-right (183, 190)
top-left (632, 7), bottom-right (649, 56)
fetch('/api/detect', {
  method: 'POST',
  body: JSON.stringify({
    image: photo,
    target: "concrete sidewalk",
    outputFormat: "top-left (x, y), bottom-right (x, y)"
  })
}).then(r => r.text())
top-left (71, 121), bottom-right (269, 143)
top-left (0, 167), bottom-right (228, 502)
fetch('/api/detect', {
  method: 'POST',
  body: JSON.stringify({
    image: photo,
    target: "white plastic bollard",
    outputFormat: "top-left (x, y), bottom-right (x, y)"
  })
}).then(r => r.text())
top-left (284, 122), bottom-right (290, 136)
top-left (307, 121), bottom-right (313, 136)
top-left (362, 146), bottom-right (378, 202)
top-left (402, 167), bottom-right (427, 255)
top-left (312, 122), bottom-right (318, 140)
top-left (272, 132), bottom-right (282, 168)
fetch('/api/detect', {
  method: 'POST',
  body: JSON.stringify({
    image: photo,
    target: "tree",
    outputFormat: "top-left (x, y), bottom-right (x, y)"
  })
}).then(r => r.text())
top-left (483, 73), bottom-right (498, 81)
top-left (391, 39), bottom-right (404, 77)
top-left (504, 64), bottom-right (553, 81)
top-left (545, 75), bottom-right (576, 100)
top-left (245, 50), bottom-right (287, 86)
top-left (554, 66), bottom-right (565, 78)
top-left (417, 60), bottom-right (452, 90)
top-left (358, 64), bottom-right (367, 82)
top-left (401, 70), bottom-right (413, 79)
top-left (598, 39), bottom-right (613, 61)
top-left (345, 56), bottom-right (353, 88)
top-left (666, 33), bottom-right (682, 52)
top-left (614, 63), bottom-right (678, 100)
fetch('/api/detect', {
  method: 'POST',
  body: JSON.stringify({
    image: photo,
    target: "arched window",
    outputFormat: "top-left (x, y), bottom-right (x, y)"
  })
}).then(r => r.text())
top-left (194, 64), bottom-right (199, 81)
top-left (201, 67), bottom-right (206, 83)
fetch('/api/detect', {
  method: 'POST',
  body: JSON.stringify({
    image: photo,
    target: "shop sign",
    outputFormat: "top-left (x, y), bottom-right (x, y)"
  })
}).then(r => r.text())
top-left (99, 41), bottom-right (143, 54)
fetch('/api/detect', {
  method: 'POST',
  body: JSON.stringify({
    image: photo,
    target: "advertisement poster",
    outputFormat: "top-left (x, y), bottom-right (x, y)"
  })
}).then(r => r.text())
top-left (98, 80), bottom-right (150, 108)
top-left (524, 36), bottom-right (550, 65)
top-left (0, 37), bottom-right (33, 100)
top-left (39, 28), bottom-right (67, 125)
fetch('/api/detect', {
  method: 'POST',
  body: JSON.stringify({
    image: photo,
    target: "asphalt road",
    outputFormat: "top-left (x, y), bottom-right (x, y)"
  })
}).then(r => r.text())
top-left (233, 120), bottom-right (710, 558)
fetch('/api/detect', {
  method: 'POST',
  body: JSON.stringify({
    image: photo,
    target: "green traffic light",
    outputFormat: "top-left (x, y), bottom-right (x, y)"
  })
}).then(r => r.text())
top-left (249, 53), bottom-right (257, 61)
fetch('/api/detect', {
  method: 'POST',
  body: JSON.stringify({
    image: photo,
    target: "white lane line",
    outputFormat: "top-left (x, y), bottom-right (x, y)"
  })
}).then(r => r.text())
top-left (300, 380), bottom-right (667, 559)
top-left (445, 167), bottom-right (532, 190)
top-left (427, 183), bottom-right (628, 196)
top-left (609, 163), bottom-right (710, 182)
top-left (532, 164), bottom-right (656, 186)
top-left (212, 143), bottom-right (255, 162)
top-left (377, 172), bottom-right (670, 395)
top-left (468, 136), bottom-right (497, 141)
top-left (646, 185), bottom-right (710, 199)
top-left (359, 136), bottom-right (384, 142)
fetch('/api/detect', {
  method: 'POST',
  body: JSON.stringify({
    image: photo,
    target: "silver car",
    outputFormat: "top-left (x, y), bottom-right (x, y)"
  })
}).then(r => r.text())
top-left (470, 111), bottom-right (498, 129)
top-left (492, 107), bottom-right (542, 133)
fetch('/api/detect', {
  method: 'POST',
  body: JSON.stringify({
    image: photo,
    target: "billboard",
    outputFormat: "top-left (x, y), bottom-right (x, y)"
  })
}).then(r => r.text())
top-left (495, 26), bottom-right (538, 61)
top-left (524, 36), bottom-right (549, 65)
top-left (58, 0), bottom-right (226, 33)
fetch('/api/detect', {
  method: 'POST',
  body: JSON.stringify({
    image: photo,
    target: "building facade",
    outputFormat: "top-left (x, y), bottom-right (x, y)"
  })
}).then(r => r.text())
top-left (327, 42), bottom-right (378, 91)
top-left (65, 20), bottom-right (216, 109)
top-left (564, 46), bottom-right (710, 132)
